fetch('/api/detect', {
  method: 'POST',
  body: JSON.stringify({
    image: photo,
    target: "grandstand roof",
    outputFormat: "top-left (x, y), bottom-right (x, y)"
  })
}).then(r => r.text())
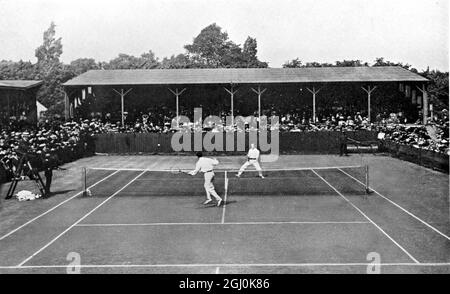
top-left (0, 80), bottom-right (43, 90)
top-left (63, 66), bottom-right (428, 87)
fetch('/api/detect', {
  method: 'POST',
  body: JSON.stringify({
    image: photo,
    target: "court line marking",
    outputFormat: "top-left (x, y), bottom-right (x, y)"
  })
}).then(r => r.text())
top-left (16, 170), bottom-right (148, 267)
top-left (221, 171), bottom-right (228, 224)
top-left (75, 221), bottom-right (370, 227)
top-left (88, 165), bottom-right (363, 172)
top-left (1, 262), bottom-right (450, 270)
top-left (338, 168), bottom-right (450, 241)
top-left (311, 169), bottom-right (420, 264)
top-left (0, 170), bottom-right (120, 241)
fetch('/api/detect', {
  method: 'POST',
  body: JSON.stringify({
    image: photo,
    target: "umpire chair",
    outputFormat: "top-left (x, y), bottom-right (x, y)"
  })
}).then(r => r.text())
top-left (5, 152), bottom-right (46, 200)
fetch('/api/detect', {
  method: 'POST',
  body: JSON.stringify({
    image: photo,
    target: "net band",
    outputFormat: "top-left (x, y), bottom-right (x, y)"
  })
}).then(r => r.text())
top-left (87, 165), bottom-right (364, 172)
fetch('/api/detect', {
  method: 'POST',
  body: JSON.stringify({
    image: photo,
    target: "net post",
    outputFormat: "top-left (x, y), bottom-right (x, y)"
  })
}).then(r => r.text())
top-left (224, 171), bottom-right (228, 199)
top-left (365, 165), bottom-right (370, 195)
top-left (82, 167), bottom-right (87, 197)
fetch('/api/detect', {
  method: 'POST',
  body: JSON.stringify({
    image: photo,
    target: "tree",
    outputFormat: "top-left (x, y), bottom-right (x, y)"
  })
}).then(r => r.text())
top-left (35, 22), bottom-right (63, 69)
top-left (0, 60), bottom-right (36, 80)
top-left (140, 50), bottom-right (160, 69)
top-left (219, 42), bottom-right (245, 68)
top-left (34, 22), bottom-right (70, 116)
top-left (105, 53), bottom-right (143, 69)
top-left (282, 59), bottom-right (334, 68)
top-left (105, 50), bottom-right (160, 69)
top-left (184, 23), bottom-right (267, 68)
top-left (242, 37), bottom-right (268, 68)
top-left (184, 23), bottom-right (229, 67)
top-left (282, 58), bottom-right (302, 68)
top-left (160, 54), bottom-right (193, 69)
top-left (69, 58), bottom-right (99, 75)
top-left (372, 57), bottom-right (416, 72)
top-left (421, 69), bottom-right (449, 108)
top-left (335, 60), bottom-right (368, 67)
top-left (307, 62), bottom-right (334, 67)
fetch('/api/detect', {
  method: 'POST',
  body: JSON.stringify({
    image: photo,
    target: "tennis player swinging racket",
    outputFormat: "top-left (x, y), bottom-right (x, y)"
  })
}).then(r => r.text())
top-left (182, 152), bottom-right (223, 206)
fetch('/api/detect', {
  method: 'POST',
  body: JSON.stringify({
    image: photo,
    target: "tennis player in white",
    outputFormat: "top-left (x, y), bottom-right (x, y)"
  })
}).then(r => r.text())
top-left (236, 143), bottom-right (264, 178)
top-left (189, 152), bottom-right (223, 206)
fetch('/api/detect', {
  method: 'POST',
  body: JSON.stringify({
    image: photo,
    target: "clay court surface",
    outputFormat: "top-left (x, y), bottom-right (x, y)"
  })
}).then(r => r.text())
top-left (0, 154), bottom-right (449, 274)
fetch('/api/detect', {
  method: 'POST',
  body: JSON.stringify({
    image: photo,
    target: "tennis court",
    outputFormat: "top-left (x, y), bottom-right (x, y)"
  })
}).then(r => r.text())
top-left (0, 155), bottom-right (449, 274)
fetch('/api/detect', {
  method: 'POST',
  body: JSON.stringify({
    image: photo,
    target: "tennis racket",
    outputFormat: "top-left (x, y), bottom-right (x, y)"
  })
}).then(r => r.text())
top-left (170, 166), bottom-right (191, 175)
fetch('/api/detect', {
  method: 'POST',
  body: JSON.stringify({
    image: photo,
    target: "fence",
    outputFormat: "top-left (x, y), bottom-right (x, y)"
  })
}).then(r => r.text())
top-left (93, 131), bottom-right (378, 155)
top-left (380, 140), bottom-right (449, 172)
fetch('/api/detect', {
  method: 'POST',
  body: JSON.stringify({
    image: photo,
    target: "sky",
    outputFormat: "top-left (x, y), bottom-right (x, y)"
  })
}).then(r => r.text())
top-left (0, 0), bottom-right (448, 71)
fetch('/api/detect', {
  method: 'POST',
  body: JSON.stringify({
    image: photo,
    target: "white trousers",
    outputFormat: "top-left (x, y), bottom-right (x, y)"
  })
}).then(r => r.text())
top-left (238, 160), bottom-right (262, 175)
top-left (204, 172), bottom-right (221, 201)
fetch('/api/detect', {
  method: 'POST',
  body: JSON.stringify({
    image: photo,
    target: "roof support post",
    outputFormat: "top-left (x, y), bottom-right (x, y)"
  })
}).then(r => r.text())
top-left (306, 86), bottom-right (321, 123)
top-left (113, 88), bottom-right (133, 127)
top-left (251, 85), bottom-right (267, 126)
top-left (7, 91), bottom-right (10, 119)
top-left (430, 103), bottom-right (433, 122)
top-left (64, 90), bottom-right (69, 121)
top-left (224, 84), bottom-right (238, 126)
top-left (361, 85), bottom-right (377, 122)
top-left (416, 84), bottom-right (428, 124)
top-left (168, 87), bottom-right (186, 127)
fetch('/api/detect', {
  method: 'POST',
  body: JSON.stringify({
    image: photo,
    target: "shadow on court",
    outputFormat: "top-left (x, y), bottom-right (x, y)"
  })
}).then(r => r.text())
top-left (46, 189), bottom-right (76, 198)
top-left (197, 200), bottom-right (238, 209)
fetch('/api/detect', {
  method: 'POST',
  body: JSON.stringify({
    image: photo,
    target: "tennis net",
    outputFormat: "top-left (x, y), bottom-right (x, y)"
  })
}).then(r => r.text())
top-left (81, 165), bottom-right (370, 198)
top-left (82, 165), bottom-right (369, 197)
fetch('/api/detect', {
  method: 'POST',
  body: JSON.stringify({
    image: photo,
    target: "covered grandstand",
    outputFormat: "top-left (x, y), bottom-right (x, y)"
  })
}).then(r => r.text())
top-left (0, 80), bottom-right (43, 125)
top-left (63, 66), bottom-right (429, 126)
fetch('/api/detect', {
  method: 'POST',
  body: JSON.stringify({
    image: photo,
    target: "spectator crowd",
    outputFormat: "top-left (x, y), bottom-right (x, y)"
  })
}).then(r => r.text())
top-left (377, 109), bottom-right (449, 154)
top-left (1, 108), bottom-right (448, 182)
top-left (0, 120), bottom-right (96, 183)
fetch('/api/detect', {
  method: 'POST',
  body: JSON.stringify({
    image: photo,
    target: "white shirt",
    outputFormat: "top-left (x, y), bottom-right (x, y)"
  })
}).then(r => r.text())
top-left (191, 157), bottom-right (219, 175)
top-left (247, 148), bottom-right (260, 160)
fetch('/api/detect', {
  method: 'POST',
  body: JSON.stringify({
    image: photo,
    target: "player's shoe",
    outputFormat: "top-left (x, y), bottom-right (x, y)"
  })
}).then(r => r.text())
top-left (259, 175), bottom-right (265, 179)
top-left (235, 174), bottom-right (241, 178)
top-left (217, 199), bottom-right (223, 206)
top-left (203, 199), bottom-right (212, 205)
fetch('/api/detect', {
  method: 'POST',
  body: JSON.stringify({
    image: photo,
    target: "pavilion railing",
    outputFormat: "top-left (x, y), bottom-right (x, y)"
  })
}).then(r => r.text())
top-left (379, 140), bottom-right (449, 172)
top-left (93, 130), bottom-right (378, 155)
